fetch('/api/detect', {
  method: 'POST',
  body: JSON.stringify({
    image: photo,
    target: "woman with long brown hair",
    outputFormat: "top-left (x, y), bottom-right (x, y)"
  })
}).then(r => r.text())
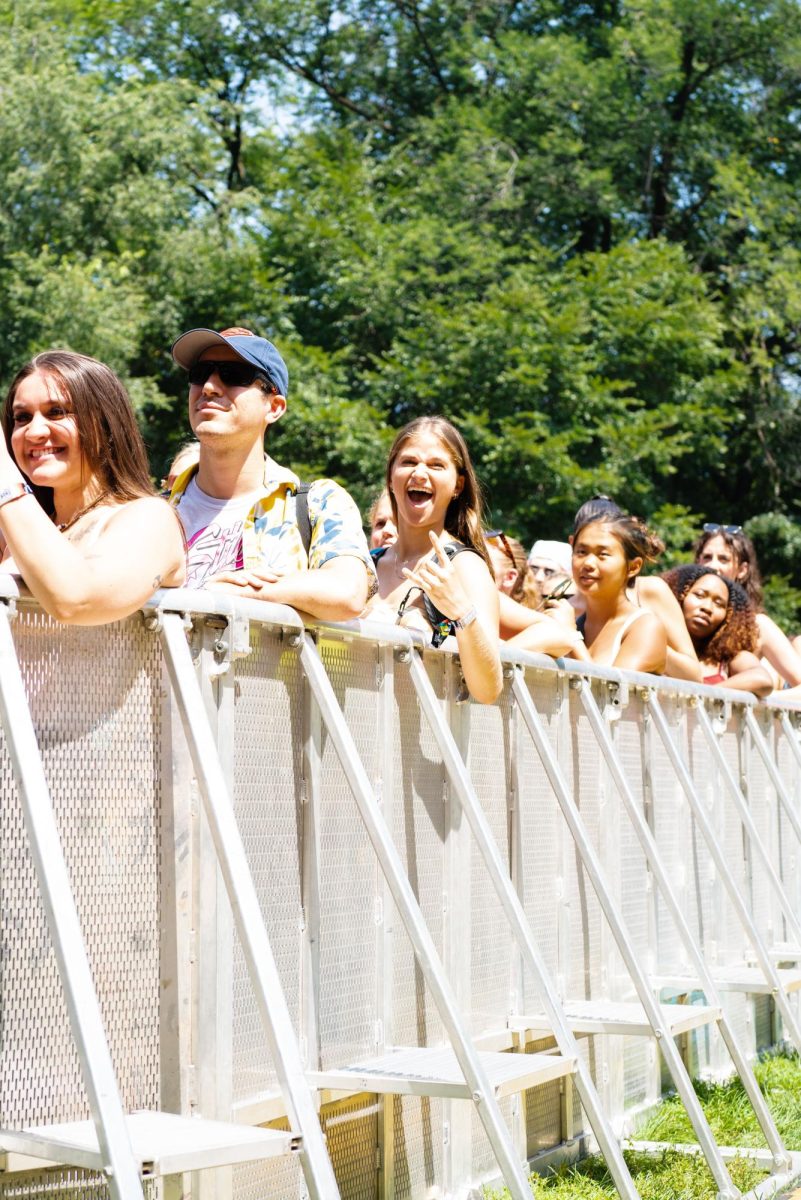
top-left (0, 350), bottom-right (185, 622)
top-left (363, 416), bottom-right (502, 703)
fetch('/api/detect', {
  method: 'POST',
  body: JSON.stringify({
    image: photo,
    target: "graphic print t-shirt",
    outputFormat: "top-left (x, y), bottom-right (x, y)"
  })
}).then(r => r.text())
top-left (176, 478), bottom-right (263, 588)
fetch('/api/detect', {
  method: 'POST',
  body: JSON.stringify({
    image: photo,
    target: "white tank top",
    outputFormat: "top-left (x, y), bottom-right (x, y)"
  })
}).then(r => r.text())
top-left (591, 608), bottom-right (648, 667)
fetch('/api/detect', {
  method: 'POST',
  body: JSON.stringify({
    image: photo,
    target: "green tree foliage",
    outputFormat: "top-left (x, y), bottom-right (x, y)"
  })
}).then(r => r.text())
top-left (2, 0), bottom-right (801, 621)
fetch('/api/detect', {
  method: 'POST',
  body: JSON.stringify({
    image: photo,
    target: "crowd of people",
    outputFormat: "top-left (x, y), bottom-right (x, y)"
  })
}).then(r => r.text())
top-left (0, 325), bottom-right (798, 705)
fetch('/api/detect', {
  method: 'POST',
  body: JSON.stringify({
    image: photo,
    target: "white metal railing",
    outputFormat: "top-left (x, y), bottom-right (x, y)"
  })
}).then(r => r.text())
top-left (0, 578), bottom-right (801, 1200)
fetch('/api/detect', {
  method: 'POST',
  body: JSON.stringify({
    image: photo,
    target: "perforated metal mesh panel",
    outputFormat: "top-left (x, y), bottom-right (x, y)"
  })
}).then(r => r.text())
top-left (708, 713), bottom-right (749, 965)
top-left (0, 1175), bottom-right (161, 1200)
top-left (614, 695), bottom-right (655, 980)
top-left (739, 712), bottom-right (774, 955)
top-left (1, 611), bottom-right (162, 1123)
top-left (562, 683), bottom-right (607, 1000)
top-left (231, 625), bottom-right (306, 1100)
top-left (316, 635), bottom-right (383, 1069)
top-left (388, 655), bottom-right (447, 1050)
top-left (232, 1117), bottom-right (301, 1200)
top-left (651, 696), bottom-right (695, 973)
top-left (469, 1090), bottom-right (517, 1182)
top-left (466, 682), bottom-right (514, 1035)
top-left (1, 610), bottom-right (163, 1200)
top-left (623, 1039), bottom-right (651, 1111)
top-left (391, 1095), bottom-right (442, 1200)
top-left (323, 1096), bottom-right (379, 1200)
top-left (775, 720), bottom-right (801, 928)
top-left (684, 705), bottom-right (737, 968)
top-left (522, 1038), bottom-right (564, 1156)
top-left (515, 670), bottom-right (563, 1002)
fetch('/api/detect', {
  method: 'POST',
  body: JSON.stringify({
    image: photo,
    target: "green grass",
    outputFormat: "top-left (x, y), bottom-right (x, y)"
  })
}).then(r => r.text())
top-left (484, 1050), bottom-right (801, 1199)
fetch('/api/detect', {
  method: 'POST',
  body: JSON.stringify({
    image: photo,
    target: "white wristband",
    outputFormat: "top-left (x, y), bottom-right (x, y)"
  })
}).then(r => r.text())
top-left (0, 482), bottom-right (32, 510)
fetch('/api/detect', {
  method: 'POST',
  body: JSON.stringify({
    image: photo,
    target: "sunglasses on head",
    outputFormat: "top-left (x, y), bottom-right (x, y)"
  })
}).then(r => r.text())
top-left (703, 523), bottom-right (743, 536)
top-left (485, 528), bottom-right (516, 567)
top-left (188, 360), bottom-right (271, 389)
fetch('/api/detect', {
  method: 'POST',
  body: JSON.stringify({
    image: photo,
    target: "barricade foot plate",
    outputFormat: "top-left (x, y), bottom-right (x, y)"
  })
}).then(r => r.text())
top-left (656, 966), bottom-right (801, 996)
top-left (0, 1111), bottom-right (298, 1176)
top-left (309, 1045), bottom-right (575, 1099)
top-left (509, 1000), bottom-right (721, 1039)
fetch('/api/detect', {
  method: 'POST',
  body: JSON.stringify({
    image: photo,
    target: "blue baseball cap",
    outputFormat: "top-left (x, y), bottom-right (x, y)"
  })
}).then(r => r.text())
top-left (171, 326), bottom-right (289, 397)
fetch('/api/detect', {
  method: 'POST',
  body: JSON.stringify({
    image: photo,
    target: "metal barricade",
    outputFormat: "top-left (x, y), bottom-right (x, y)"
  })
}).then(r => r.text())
top-left (2, 581), bottom-right (801, 1200)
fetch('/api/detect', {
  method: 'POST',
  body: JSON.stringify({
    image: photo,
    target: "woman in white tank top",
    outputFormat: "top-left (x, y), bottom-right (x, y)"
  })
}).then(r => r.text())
top-left (573, 510), bottom-right (667, 674)
top-left (0, 350), bottom-right (185, 624)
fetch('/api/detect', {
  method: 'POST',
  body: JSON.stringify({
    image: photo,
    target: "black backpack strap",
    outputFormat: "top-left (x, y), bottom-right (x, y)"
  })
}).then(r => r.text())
top-left (295, 482), bottom-right (312, 559)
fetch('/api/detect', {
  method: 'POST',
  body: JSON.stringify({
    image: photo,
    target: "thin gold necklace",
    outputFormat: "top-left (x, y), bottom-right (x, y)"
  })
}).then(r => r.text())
top-left (54, 492), bottom-right (110, 533)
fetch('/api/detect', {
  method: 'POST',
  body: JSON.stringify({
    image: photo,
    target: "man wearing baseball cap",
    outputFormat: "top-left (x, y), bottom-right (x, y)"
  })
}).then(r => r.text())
top-left (169, 325), bottom-right (374, 619)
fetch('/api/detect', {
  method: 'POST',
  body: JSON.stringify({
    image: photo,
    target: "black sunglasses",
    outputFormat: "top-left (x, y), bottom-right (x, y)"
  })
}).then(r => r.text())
top-left (536, 576), bottom-right (574, 610)
top-left (703, 523), bottom-right (743, 535)
top-left (188, 360), bottom-right (271, 389)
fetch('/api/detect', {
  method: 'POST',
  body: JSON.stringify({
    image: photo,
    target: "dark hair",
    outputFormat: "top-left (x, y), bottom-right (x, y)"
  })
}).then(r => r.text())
top-left (692, 528), bottom-right (764, 611)
top-left (662, 564), bottom-right (758, 665)
top-left (572, 494), bottom-right (622, 538)
top-left (572, 508), bottom-right (664, 570)
top-left (3, 351), bottom-right (154, 512)
top-left (386, 416), bottom-right (491, 569)
top-left (486, 532), bottom-right (539, 608)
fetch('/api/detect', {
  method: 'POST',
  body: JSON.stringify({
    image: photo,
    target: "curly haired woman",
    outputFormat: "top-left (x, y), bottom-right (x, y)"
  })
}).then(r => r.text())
top-left (693, 525), bottom-right (801, 687)
top-left (662, 564), bottom-right (772, 696)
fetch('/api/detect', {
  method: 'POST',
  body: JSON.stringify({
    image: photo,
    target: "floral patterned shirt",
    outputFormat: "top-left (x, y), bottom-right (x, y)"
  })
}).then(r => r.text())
top-left (170, 456), bottom-right (375, 591)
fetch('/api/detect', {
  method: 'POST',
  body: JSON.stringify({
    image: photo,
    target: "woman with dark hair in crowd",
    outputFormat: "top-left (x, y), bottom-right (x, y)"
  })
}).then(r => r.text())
top-left (694, 525), bottom-right (801, 687)
top-left (571, 508), bottom-right (667, 672)
top-left (364, 416), bottom-right (502, 703)
top-left (570, 496), bottom-right (701, 681)
top-left (0, 350), bottom-right (185, 622)
top-left (662, 564), bottom-right (772, 696)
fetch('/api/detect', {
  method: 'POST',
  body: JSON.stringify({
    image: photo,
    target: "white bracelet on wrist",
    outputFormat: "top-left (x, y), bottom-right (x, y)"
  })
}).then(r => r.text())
top-left (0, 482), bottom-right (32, 510)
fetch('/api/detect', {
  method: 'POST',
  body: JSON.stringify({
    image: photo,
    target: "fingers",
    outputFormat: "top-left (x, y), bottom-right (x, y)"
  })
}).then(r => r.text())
top-left (429, 530), bottom-right (449, 567)
top-left (208, 569), bottom-right (279, 591)
top-left (207, 571), bottom-right (244, 586)
top-left (402, 557), bottom-right (443, 589)
top-left (247, 568), bottom-right (282, 583)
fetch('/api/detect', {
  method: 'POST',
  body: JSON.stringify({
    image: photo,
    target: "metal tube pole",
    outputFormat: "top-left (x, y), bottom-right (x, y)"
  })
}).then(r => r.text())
top-left (650, 695), bottom-right (801, 1052)
top-left (513, 672), bottom-right (742, 1200)
top-left (159, 614), bottom-right (341, 1200)
top-left (577, 684), bottom-right (788, 1168)
top-left (0, 605), bottom-right (143, 1200)
top-left (298, 634), bottom-right (534, 1200)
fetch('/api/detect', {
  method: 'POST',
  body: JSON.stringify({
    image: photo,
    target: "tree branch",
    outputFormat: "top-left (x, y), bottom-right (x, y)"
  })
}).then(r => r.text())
top-left (391, 0), bottom-right (451, 95)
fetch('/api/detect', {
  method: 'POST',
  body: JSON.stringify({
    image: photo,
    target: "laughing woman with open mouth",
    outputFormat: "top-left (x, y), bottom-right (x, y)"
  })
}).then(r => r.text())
top-left (0, 350), bottom-right (185, 623)
top-left (363, 416), bottom-right (502, 704)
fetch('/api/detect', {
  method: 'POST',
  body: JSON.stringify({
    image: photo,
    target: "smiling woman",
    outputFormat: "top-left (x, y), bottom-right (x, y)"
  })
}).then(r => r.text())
top-left (363, 416), bottom-right (502, 703)
top-left (572, 510), bottom-right (667, 674)
top-left (0, 350), bottom-right (185, 624)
